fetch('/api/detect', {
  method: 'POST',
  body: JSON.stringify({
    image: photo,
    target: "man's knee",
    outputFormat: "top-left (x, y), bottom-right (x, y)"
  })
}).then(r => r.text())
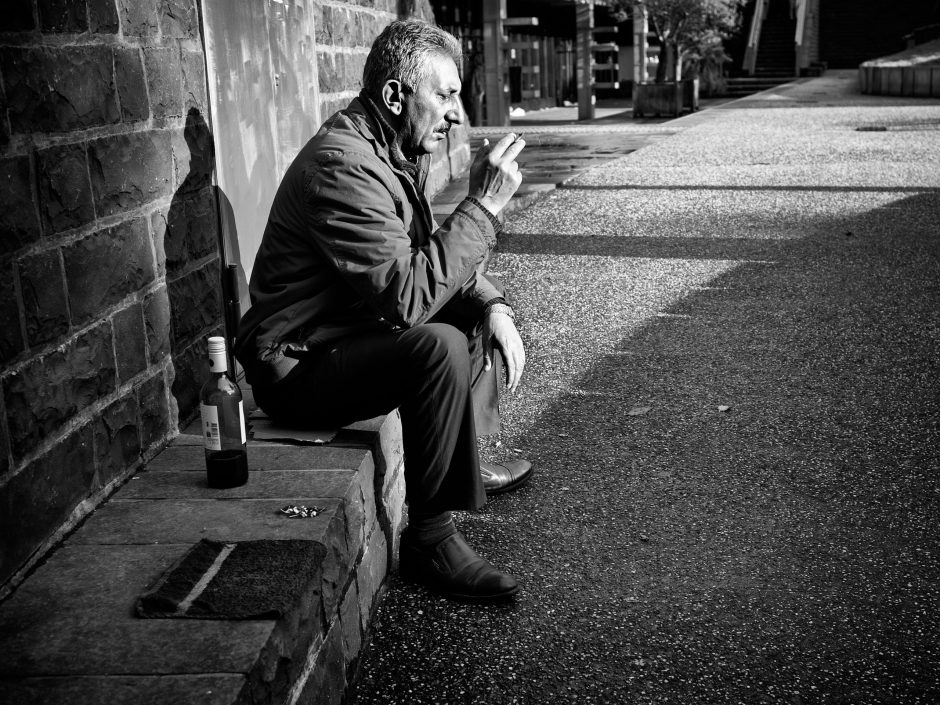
top-left (408, 323), bottom-right (471, 377)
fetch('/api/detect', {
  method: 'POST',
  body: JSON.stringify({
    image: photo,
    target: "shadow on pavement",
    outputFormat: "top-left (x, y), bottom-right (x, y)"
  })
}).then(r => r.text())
top-left (354, 190), bottom-right (940, 703)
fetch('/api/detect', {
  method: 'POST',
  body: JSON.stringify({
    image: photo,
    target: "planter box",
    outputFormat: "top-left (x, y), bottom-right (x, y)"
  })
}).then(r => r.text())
top-left (633, 79), bottom-right (699, 118)
top-left (683, 78), bottom-right (700, 112)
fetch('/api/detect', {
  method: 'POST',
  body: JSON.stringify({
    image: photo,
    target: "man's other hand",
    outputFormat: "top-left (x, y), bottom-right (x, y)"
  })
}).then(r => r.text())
top-left (468, 133), bottom-right (525, 216)
top-left (483, 310), bottom-right (525, 394)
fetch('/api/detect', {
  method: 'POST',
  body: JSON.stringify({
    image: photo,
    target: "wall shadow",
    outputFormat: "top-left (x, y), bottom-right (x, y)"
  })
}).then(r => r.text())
top-left (161, 108), bottom-right (242, 423)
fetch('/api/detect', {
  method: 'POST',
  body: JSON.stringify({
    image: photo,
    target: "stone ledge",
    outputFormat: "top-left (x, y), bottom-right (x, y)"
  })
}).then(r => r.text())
top-left (0, 411), bottom-right (406, 705)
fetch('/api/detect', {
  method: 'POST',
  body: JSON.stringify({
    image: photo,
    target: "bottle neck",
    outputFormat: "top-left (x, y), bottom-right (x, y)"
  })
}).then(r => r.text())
top-left (208, 351), bottom-right (228, 374)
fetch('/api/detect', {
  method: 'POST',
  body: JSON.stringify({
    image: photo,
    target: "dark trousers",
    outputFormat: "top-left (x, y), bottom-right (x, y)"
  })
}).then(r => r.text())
top-left (253, 315), bottom-right (501, 514)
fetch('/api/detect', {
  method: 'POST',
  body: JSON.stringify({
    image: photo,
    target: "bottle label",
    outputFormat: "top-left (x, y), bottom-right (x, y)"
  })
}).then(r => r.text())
top-left (200, 403), bottom-right (222, 451)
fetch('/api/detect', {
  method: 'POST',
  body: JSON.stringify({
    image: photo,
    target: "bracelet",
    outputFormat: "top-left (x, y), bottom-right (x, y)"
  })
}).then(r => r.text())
top-left (465, 196), bottom-right (503, 235)
top-left (485, 302), bottom-right (515, 321)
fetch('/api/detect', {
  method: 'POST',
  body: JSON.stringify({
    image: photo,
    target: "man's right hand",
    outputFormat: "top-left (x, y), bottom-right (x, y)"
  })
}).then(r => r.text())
top-left (468, 133), bottom-right (525, 216)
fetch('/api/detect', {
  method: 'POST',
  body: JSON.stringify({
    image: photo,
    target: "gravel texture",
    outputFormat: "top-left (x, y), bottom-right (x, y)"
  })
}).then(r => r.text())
top-left (351, 72), bottom-right (940, 705)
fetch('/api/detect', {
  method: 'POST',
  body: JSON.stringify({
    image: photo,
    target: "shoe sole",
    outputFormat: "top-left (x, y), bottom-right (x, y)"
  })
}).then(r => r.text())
top-left (484, 469), bottom-right (534, 496)
top-left (399, 570), bottom-right (521, 602)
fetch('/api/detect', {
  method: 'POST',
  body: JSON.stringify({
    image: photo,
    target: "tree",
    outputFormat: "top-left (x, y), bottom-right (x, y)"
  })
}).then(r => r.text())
top-left (610, 0), bottom-right (745, 83)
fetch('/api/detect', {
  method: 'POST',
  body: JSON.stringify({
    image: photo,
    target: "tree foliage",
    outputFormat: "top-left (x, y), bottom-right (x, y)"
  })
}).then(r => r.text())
top-left (610, 0), bottom-right (746, 82)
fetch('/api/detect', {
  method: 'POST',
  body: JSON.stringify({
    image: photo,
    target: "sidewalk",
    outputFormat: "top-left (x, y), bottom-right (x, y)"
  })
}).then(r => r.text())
top-left (352, 71), bottom-right (940, 704)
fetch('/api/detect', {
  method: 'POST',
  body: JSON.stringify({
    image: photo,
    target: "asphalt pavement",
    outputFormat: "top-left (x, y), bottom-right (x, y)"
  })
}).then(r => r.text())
top-left (351, 71), bottom-right (940, 705)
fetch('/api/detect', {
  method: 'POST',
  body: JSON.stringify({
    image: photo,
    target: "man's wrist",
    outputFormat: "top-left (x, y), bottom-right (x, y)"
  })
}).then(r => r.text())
top-left (465, 196), bottom-right (502, 235)
top-left (484, 301), bottom-right (515, 321)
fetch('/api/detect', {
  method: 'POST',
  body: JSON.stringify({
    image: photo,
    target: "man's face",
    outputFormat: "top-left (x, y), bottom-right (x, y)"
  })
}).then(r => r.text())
top-left (399, 54), bottom-right (463, 158)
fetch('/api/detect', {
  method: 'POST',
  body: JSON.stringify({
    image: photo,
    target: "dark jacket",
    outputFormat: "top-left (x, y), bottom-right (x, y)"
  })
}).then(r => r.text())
top-left (235, 94), bottom-right (500, 388)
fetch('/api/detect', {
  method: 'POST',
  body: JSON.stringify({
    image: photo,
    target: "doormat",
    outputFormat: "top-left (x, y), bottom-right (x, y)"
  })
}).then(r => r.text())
top-left (136, 538), bottom-right (327, 620)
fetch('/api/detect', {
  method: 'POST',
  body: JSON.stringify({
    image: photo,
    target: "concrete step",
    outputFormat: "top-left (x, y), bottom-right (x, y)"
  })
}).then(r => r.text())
top-left (0, 406), bottom-right (406, 705)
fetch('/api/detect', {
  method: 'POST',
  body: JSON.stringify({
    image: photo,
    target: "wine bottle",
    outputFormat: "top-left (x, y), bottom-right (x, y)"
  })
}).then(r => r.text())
top-left (199, 336), bottom-right (248, 488)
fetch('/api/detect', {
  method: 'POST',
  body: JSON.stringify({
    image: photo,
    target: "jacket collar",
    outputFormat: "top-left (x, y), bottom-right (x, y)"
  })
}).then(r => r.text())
top-left (355, 91), bottom-right (430, 186)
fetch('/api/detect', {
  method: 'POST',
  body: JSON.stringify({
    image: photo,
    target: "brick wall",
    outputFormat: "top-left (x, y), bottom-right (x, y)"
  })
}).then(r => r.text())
top-left (0, 0), bottom-right (219, 591)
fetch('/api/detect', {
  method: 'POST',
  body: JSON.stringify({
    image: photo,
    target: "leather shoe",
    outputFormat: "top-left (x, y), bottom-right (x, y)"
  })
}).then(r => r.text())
top-left (399, 531), bottom-right (519, 602)
top-left (480, 459), bottom-right (533, 495)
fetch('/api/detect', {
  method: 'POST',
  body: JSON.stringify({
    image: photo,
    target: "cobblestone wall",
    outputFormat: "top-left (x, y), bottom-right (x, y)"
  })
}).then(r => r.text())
top-left (0, 0), bottom-right (218, 590)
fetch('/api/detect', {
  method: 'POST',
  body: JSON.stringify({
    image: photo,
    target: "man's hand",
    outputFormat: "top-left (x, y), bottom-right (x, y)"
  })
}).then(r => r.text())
top-left (483, 310), bottom-right (526, 394)
top-left (468, 133), bottom-right (525, 216)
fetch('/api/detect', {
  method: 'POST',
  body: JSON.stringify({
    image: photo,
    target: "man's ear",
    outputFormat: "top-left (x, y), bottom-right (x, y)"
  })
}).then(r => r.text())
top-left (382, 80), bottom-right (405, 116)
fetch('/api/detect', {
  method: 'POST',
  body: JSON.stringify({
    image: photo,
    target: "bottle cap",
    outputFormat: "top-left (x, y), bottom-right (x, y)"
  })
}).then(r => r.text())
top-left (207, 336), bottom-right (228, 372)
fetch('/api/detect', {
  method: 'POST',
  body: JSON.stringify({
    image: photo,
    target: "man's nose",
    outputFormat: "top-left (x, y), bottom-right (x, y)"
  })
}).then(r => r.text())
top-left (446, 102), bottom-right (465, 126)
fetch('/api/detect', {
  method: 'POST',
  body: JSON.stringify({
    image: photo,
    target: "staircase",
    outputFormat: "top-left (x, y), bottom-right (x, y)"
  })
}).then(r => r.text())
top-left (728, 0), bottom-right (800, 97)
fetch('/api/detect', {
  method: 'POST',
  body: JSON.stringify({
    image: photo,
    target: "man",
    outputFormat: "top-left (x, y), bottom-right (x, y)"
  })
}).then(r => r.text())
top-left (236, 19), bottom-right (531, 602)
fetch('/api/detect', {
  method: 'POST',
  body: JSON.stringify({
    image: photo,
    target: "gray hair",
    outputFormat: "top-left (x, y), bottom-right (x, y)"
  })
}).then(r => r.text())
top-left (363, 19), bottom-right (462, 98)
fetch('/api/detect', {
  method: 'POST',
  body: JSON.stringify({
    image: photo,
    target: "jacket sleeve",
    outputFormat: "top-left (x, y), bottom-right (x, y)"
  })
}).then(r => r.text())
top-left (306, 150), bottom-right (497, 328)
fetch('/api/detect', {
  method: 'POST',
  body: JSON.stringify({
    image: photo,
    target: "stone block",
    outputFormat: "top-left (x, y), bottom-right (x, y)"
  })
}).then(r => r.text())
top-left (0, 675), bottom-right (246, 705)
top-left (320, 96), bottom-right (351, 122)
top-left (122, 468), bottom-right (357, 500)
top-left (69, 497), bottom-right (345, 544)
top-left (37, 142), bottom-right (95, 235)
top-left (3, 321), bottom-right (115, 460)
top-left (294, 618), bottom-right (346, 705)
top-left (339, 580), bottom-right (362, 667)
top-left (329, 8), bottom-right (353, 49)
top-left (913, 67), bottom-right (932, 98)
top-left (168, 260), bottom-right (222, 347)
top-left (112, 302), bottom-right (147, 382)
top-left (0, 155), bottom-right (41, 256)
top-left (1, 46), bottom-right (120, 134)
top-left (39, 0), bottom-right (88, 32)
top-left (345, 53), bottom-right (366, 90)
top-left (143, 443), bottom-right (371, 473)
top-left (63, 219), bottom-right (156, 325)
top-left (88, 130), bottom-right (173, 216)
top-left (0, 263), bottom-right (25, 365)
top-left (144, 285), bottom-right (171, 362)
top-left (0, 403), bottom-right (11, 479)
top-left (883, 67), bottom-right (902, 95)
top-left (182, 52), bottom-right (208, 113)
top-left (118, 0), bottom-right (159, 37)
top-left (0, 424), bottom-right (95, 586)
top-left (169, 336), bottom-right (208, 421)
top-left (155, 188), bottom-right (220, 276)
top-left (0, 0), bottom-right (35, 31)
top-left (356, 525), bottom-right (388, 634)
top-left (317, 52), bottom-right (341, 94)
top-left (159, 0), bottom-right (198, 38)
top-left (0, 610), bottom-right (273, 679)
top-left (89, 0), bottom-right (119, 33)
top-left (114, 48), bottom-right (149, 122)
top-left (172, 110), bottom-right (214, 193)
top-left (144, 46), bottom-right (183, 120)
top-left (93, 393), bottom-right (141, 489)
top-left (20, 248), bottom-right (69, 348)
top-left (343, 474), bottom-right (366, 559)
top-left (137, 371), bottom-right (170, 451)
top-left (320, 517), bottom-right (351, 614)
top-left (359, 11), bottom-right (387, 47)
top-left (313, 4), bottom-right (329, 44)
